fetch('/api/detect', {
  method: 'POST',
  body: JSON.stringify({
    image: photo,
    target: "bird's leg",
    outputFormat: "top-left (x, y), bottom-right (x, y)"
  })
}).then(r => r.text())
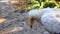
top-left (29, 17), bottom-right (35, 28)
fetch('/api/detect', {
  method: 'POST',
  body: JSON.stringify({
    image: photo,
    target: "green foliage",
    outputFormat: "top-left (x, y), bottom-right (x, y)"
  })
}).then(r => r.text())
top-left (13, 0), bottom-right (60, 13)
top-left (28, 0), bottom-right (40, 9)
top-left (43, 2), bottom-right (57, 8)
top-left (28, 0), bottom-right (60, 10)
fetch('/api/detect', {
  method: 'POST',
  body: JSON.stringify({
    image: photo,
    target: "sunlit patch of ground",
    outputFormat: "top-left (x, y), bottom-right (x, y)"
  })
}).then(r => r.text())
top-left (0, 18), bottom-right (7, 24)
top-left (2, 27), bottom-right (24, 34)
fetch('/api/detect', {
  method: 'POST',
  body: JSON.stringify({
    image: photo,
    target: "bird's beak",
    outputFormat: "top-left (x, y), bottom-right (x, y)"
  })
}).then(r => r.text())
top-left (29, 17), bottom-right (35, 28)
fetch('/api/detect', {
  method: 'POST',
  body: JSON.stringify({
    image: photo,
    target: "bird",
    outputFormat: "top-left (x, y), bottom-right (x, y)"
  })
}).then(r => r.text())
top-left (28, 8), bottom-right (60, 34)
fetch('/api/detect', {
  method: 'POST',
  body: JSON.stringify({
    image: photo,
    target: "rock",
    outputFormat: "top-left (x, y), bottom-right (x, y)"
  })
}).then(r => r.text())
top-left (41, 11), bottom-right (60, 33)
top-left (0, 2), bottom-right (15, 17)
top-left (43, 31), bottom-right (50, 34)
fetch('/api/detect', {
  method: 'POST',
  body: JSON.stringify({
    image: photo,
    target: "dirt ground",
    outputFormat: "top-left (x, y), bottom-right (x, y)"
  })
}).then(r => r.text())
top-left (0, 2), bottom-right (51, 34)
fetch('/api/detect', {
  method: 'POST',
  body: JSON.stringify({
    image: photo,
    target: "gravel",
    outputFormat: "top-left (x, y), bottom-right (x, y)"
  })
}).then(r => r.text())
top-left (0, 2), bottom-right (56, 34)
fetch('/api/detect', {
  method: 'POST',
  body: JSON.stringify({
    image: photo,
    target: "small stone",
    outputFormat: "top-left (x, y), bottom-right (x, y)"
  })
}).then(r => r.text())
top-left (43, 31), bottom-right (50, 34)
